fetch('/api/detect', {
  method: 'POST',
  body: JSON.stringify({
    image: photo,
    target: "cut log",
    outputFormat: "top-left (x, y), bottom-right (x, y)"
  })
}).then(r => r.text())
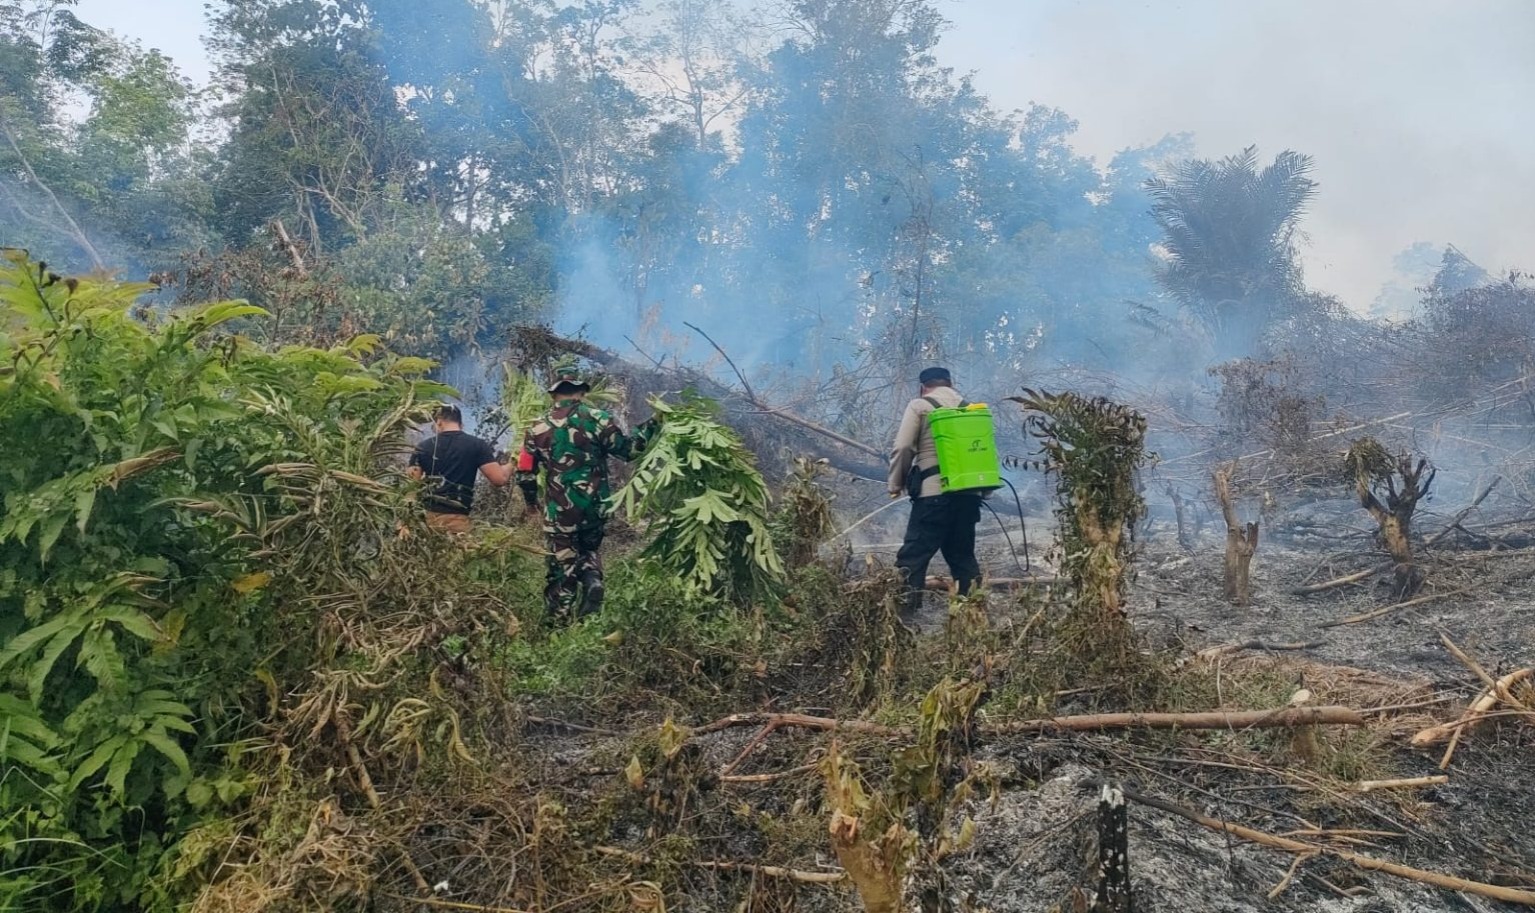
top-left (1352, 776), bottom-right (1448, 792)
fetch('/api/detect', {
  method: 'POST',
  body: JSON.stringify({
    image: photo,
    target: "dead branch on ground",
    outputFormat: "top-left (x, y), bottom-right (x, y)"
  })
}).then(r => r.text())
top-left (1110, 781), bottom-right (1535, 905)
top-left (1318, 587), bottom-right (1472, 628)
top-left (1292, 561), bottom-right (1392, 596)
top-left (593, 845), bottom-right (847, 884)
top-left (989, 705), bottom-right (1365, 734)
top-left (1425, 475), bottom-right (1501, 547)
top-left (1194, 641), bottom-right (1323, 660)
top-left (1410, 667), bottom-right (1533, 751)
top-left (1352, 776), bottom-right (1448, 792)
top-left (693, 706), bottom-right (1366, 742)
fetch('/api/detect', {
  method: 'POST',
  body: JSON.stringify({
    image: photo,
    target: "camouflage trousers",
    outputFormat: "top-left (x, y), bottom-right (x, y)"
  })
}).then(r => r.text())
top-left (545, 526), bottom-right (606, 619)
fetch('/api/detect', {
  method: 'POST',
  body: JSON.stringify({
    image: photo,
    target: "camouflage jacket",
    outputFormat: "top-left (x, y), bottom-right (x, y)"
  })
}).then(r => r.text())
top-left (519, 398), bottom-right (658, 533)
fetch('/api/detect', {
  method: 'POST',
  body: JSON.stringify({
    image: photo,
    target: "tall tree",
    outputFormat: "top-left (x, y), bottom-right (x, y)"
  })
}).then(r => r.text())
top-left (1146, 146), bottom-right (1316, 357)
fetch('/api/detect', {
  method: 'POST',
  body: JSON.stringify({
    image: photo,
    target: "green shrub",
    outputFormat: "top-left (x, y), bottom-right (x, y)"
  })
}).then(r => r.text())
top-left (0, 251), bottom-right (450, 911)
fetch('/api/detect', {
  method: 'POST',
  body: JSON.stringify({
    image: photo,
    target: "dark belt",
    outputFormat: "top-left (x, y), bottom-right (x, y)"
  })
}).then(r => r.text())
top-left (906, 464), bottom-right (940, 499)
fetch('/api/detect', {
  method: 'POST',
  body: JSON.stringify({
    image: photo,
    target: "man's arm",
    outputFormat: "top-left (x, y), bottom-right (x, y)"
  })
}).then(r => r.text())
top-left (596, 409), bottom-right (657, 462)
top-left (478, 439), bottom-right (511, 487)
top-left (480, 459), bottom-right (511, 488)
top-left (887, 400), bottom-right (922, 495)
top-left (407, 439), bottom-right (430, 481)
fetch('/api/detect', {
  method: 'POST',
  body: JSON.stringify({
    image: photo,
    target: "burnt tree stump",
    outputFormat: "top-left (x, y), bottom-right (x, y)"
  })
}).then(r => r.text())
top-left (1214, 464), bottom-right (1259, 605)
top-left (1347, 442), bottom-right (1434, 602)
top-left (1093, 781), bottom-right (1132, 913)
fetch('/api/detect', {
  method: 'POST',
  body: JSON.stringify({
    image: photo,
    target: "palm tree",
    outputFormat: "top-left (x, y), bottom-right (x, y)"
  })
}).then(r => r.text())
top-left (1146, 147), bottom-right (1316, 357)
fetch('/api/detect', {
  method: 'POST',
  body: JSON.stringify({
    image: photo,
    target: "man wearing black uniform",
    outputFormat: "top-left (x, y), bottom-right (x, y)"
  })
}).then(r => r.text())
top-left (408, 404), bottom-right (512, 533)
top-left (888, 367), bottom-right (983, 619)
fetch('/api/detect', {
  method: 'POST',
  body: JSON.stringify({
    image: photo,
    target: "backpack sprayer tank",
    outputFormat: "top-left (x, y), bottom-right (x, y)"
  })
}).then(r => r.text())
top-left (927, 403), bottom-right (1002, 493)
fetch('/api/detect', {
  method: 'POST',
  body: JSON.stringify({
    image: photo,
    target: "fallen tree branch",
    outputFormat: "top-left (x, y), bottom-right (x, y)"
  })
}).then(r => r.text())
top-left (523, 325), bottom-right (887, 471)
top-left (693, 712), bottom-right (909, 738)
top-left (524, 716), bottom-right (622, 736)
top-left (1438, 632), bottom-right (1533, 712)
top-left (694, 706), bottom-right (1365, 740)
top-left (594, 845), bottom-right (846, 884)
top-left (686, 320), bottom-right (885, 460)
top-left (1411, 668), bottom-right (1534, 749)
top-left (991, 705), bottom-right (1365, 734)
top-left (1113, 782), bottom-right (1535, 906)
top-left (719, 762), bottom-right (820, 784)
top-left (1319, 587), bottom-right (1472, 628)
top-left (1360, 694), bottom-right (1460, 715)
top-left (1195, 641), bottom-right (1323, 660)
top-left (382, 896), bottom-right (532, 913)
top-left (1425, 475), bottom-right (1501, 547)
top-left (1292, 562), bottom-right (1391, 596)
top-left (719, 720), bottom-right (781, 776)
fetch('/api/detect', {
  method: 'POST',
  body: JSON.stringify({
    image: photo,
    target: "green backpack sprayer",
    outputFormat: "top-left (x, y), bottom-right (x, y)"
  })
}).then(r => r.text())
top-left (921, 398), bottom-right (1031, 570)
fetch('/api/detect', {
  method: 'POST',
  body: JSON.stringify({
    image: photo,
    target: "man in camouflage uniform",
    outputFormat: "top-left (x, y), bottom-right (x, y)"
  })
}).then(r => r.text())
top-left (517, 366), bottom-right (661, 621)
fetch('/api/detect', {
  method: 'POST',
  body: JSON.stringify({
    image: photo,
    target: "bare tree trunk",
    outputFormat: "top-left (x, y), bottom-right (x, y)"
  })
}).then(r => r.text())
top-left (0, 113), bottom-right (105, 270)
top-left (1165, 484), bottom-right (1193, 552)
top-left (1213, 464), bottom-right (1258, 605)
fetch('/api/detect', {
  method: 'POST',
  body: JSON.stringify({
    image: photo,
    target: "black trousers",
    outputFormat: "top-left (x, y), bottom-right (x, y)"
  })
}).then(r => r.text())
top-left (896, 493), bottom-right (982, 611)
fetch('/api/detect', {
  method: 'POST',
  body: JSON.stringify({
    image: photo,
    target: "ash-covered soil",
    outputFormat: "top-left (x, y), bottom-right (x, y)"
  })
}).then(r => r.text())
top-left (946, 507), bottom-right (1531, 911)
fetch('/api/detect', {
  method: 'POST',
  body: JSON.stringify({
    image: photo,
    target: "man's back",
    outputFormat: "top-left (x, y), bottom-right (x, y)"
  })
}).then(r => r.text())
top-left (525, 400), bottom-right (628, 531)
top-left (412, 430), bottom-right (495, 514)
top-left (888, 385), bottom-right (965, 499)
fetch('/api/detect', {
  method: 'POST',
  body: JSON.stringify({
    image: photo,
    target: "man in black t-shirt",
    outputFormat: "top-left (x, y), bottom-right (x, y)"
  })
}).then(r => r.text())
top-left (408, 404), bottom-right (512, 533)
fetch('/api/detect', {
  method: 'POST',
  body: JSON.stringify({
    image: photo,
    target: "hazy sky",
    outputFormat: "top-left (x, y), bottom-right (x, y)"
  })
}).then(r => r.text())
top-left (76, 0), bottom-right (1535, 309)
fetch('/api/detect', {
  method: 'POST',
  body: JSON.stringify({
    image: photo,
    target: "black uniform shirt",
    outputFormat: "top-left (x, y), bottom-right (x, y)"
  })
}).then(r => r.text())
top-left (410, 430), bottom-right (495, 514)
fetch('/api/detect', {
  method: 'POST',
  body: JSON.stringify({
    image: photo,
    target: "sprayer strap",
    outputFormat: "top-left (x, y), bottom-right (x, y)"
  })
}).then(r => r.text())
top-left (921, 396), bottom-right (970, 410)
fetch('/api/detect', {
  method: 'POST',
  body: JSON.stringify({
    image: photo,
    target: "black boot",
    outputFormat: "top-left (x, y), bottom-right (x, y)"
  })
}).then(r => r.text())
top-left (900, 586), bottom-right (924, 627)
top-left (578, 570), bottom-right (605, 618)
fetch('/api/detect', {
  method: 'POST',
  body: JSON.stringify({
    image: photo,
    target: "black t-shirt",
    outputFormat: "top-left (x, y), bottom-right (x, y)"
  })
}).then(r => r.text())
top-left (410, 431), bottom-right (495, 515)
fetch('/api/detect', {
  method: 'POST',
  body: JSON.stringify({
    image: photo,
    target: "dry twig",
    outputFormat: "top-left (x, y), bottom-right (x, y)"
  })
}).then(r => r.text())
top-left (594, 845), bottom-right (846, 884)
